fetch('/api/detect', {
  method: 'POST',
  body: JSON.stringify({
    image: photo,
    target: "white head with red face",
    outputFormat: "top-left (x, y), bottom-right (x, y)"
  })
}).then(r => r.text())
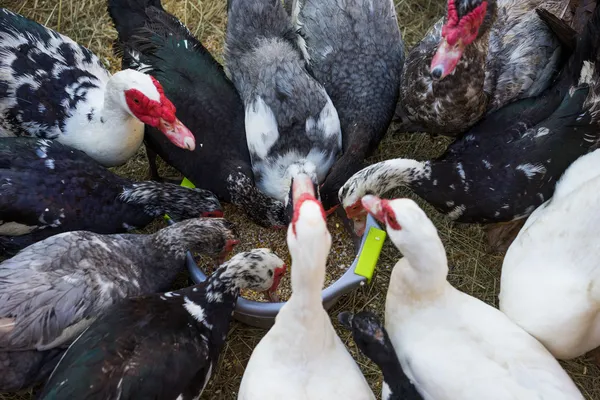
top-left (111, 69), bottom-right (196, 151)
top-left (430, 0), bottom-right (491, 80)
top-left (287, 174), bottom-right (332, 288)
top-left (360, 195), bottom-right (439, 251)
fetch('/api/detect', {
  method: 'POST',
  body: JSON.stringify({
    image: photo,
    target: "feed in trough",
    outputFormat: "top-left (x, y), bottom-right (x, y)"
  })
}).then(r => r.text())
top-left (194, 204), bottom-right (356, 302)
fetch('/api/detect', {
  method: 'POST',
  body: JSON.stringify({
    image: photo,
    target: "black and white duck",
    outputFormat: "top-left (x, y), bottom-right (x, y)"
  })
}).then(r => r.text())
top-left (395, 0), bottom-right (589, 135)
top-left (0, 218), bottom-right (238, 391)
top-left (0, 137), bottom-right (222, 255)
top-left (338, 311), bottom-right (423, 400)
top-left (224, 0), bottom-right (342, 204)
top-left (107, 0), bottom-right (288, 228)
top-left (0, 8), bottom-right (195, 167)
top-left (339, 4), bottom-right (600, 236)
top-left (291, 0), bottom-right (405, 211)
top-left (38, 249), bottom-right (286, 400)
top-left (0, 218), bottom-right (237, 350)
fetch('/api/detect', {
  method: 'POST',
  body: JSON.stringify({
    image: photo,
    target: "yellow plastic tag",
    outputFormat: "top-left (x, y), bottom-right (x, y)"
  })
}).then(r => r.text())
top-left (354, 227), bottom-right (386, 283)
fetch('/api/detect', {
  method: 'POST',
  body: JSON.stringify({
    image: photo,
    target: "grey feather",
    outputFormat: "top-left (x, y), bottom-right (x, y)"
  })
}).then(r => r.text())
top-left (0, 218), bottom-right (235, 351)
top-left (225, 0), bottom-right (342, 201)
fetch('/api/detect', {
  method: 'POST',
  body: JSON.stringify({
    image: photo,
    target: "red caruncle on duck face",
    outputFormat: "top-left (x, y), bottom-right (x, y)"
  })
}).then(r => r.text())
top-left (124, 76), bottom-right (196, 151)
top-left (430, 0), bottom-right (488, 80)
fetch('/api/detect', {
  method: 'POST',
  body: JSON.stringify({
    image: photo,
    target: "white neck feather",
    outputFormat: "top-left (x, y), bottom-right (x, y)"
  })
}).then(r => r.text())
top-left (58, 70), bottom-right (152, 167)
top-left (386, 226), bottom-right (449, 316)
top-left (343, 159), bottom-right (429, 207)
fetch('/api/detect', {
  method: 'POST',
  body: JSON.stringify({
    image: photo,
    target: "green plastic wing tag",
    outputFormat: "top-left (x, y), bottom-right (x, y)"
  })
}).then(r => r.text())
top-left (354, 226), bottom-right (386, 283)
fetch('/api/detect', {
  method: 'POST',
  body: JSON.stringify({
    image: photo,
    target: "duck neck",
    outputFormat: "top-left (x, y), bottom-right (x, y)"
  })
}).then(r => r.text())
top-left (356, 159), bottom-right (430, 196)
top-left (388, 233), bottom-right (449, 308)
top-left (226, 171), bottom-right (287, 228)
top-left (119, 181), bottom-right (199, 220)
top-left (61, 82), bottom-right (144, 167)
top-left (150, 220), bottom-right (224, 260)
top-left (288, 245), bottom-right (326, 312)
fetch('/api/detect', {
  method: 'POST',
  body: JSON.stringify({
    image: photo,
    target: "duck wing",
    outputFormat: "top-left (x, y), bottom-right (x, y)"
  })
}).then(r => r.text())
top-left (0, 138), bottom-right (133, 245)
top-left (108, 1), bottom-right (252, 198)
top-left (0, 231), bottom-right (146, 351)
top-left (40, 297), bottom-right (209, 399)
top-left (0, 8), bottom-right (110, 139)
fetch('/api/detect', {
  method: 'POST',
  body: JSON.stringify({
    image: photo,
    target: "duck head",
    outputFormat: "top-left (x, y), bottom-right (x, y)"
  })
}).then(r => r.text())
top-left (287, 174), bottom-right (331, 289)
top-left (120, 182), bottom-right (223, 221)
top-left (430, 0), bottom-right (496, 80)
top-left (338, 181), bottom-right (369, 238)
top-left (361, 195), bottom-right (448, 285)
top-left (338, 311), bottom-right (396, 367)
top-left (220, 248), bottom-right (287, 302)
top-left (109, 70), bottom-right (196, 150)
top-left (361, 195), bottom-right (440, 251)
top-left (159, 218), bottom-right (240, 265)
top-left (284, 164), bottom-right (321, 222)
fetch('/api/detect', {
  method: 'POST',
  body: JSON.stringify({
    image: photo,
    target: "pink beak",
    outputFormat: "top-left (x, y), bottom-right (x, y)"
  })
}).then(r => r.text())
top-left (430, 38), bottom-right (466, 80)
top-left (158, 118), bottom-right (196, 151)
top-left (361, 195), bottom-right (385, 223)
top-left (292, 174), bottom-right (316, 204)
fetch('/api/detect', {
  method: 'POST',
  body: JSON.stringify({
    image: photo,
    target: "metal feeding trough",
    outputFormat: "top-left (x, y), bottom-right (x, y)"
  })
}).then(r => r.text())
top-left (170, 178), bottom-right (387, 329)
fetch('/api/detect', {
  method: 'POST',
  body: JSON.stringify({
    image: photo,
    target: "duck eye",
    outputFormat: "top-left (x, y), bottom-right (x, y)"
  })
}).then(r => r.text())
top-left (133, 98), bottom-right (140, 104)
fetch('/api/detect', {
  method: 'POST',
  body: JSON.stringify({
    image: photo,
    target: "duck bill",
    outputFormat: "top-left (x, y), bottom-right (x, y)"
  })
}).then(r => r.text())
top-left (430, 38), bottom-right (465, 80)
top-left (352, 215), bottom-right (367, 237)
top-left (325, 204), bottom-right (339, 216)
top-left (292, 174), bottom-right (316, 204)
top-left (361, 195), bottom-right (385, 223)
top-left (158, 118), bottom-right (196, 151)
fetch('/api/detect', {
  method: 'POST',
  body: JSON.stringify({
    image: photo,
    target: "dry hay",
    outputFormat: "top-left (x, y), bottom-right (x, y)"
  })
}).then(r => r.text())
top-left (1, 0), bottom-right (599, 399)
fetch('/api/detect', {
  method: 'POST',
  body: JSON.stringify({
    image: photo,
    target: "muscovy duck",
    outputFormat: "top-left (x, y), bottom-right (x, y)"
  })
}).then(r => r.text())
top-left (0, 137), bottom-right (221, 255)
top-left (107, 0), bottom-right (288, 228)
top-left (238, 175), bottom-right (374, 400)
top-left (338, 311), bottom-right (423, 400)
top-left (499, 148), bottom-right (600, 363)
top-left (0, 218), bottom-right (237, 351)
top-left (395, 0), bottom-right (586, 135)
top-left (339, 4), bottom-right (600, 236)
top-left (224, 0), bottom-right (342, 204)
top-left (361, 195), bottom-right (583, 399)
top-left (38, 249), bottom-right (286, 400)
top-left (0, 8), bottom-right (195, 167)
top-left (291, 0), bottom-right (405, 211)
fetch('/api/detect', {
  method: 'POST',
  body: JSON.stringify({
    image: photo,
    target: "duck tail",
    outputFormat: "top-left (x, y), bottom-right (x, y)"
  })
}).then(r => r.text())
top-left (107, 0), bottom-right (164, 44)
top-left (564, 3), bottom-right (600, 86)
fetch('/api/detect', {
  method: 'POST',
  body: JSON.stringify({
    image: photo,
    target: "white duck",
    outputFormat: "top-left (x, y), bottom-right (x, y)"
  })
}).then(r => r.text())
top-left (0, 8), bottom-right (195, 167)
top-left (499, 148), bottom-right (600, 361)
top-left (238, 174), bottom-right (374, 400)
top-left (361, 195), bottom-right (583, 400)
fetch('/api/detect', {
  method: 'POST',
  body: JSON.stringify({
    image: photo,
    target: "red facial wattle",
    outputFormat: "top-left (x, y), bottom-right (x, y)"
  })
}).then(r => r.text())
top-left (202, 210), bottom-right (224, 218)
top-left (217, 239), bottom-right (240, 265)
top-left (381, 202), bottom-right (402, 231)
top-left (344, 199), bottom-right (364, 219)
top-left (430, 0), bottom-right (488, 79)
top-left (124, 77), bottom-right (196, 151)
top-left (264, 264), bottom-right (287, 302)
top-left (325, 204), bottom-right (339, 217)
top-left (291, 193), bottom-right (326, 236)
